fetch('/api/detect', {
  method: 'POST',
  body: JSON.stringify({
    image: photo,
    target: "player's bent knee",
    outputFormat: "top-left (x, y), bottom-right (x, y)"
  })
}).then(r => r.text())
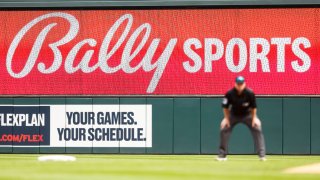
top-left (253, 126), bottom-right (262, 131)
top-left (220, 127), bottom-right (231, 132)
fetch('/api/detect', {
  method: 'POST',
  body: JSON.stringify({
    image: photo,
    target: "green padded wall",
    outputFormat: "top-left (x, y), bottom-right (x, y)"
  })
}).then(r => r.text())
top-left (147, 98), bottom-right (174, 154)
top-left (228, 124), bottom-right (255, 154)
top-left (0, 97), bottom-right (319, 155)
top-left (283, 98), bottom-right (310, 154)
top-left (173, 98), bottom-right (201, 154)
top-left (257, 98), bottom-right (283, 154)
top-left (200, 98), bottom-right (222, 154)
top-left (311, 98), bottom-right (320, 154)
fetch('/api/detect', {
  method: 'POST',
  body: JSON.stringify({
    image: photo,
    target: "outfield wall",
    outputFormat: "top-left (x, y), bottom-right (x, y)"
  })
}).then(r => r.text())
top-left (0, 97), bottom-right (319, 155)
top-left (0, 1), bottom-right (320, 155)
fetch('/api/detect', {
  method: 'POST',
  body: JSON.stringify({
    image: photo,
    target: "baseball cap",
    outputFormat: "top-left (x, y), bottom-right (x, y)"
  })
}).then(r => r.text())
top-left (235, 76), bottom-right (245, 84)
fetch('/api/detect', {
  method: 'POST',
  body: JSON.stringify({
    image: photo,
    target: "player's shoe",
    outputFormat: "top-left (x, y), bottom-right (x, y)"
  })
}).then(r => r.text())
top-left (259, 157), bottom-right (267, 161)
top-left (216, 156), bottom-right (227, 161)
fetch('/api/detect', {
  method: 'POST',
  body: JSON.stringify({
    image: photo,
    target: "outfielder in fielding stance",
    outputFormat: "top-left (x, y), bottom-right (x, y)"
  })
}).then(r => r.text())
top-left (217, 76), bottom-right (266, 161)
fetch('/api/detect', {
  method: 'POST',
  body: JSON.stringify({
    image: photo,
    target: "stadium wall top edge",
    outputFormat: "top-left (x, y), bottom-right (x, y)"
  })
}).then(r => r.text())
top-left (1, 0), bottom-right (320, 8)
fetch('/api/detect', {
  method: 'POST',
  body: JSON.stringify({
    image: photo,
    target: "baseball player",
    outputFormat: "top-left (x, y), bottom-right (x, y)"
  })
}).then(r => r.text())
top-left (217, 76), bottom-right (266, 161)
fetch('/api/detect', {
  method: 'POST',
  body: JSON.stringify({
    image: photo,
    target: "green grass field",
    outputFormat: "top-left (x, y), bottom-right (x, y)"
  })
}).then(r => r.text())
top-left (0, 155), bottom-right (320, 180)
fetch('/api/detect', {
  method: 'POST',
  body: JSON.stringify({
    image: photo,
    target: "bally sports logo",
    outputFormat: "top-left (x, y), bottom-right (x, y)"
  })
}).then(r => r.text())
top-left (2, 10), bottom-right (317, 95)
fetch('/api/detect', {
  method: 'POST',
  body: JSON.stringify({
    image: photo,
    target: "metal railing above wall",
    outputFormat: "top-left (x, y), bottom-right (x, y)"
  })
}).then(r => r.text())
top-left (0, 0), bottom-right (320, 8)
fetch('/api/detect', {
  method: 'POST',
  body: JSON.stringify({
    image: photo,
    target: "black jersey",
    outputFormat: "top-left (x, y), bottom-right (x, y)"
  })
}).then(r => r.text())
top-left (222, 87), bottom-right (257, 116)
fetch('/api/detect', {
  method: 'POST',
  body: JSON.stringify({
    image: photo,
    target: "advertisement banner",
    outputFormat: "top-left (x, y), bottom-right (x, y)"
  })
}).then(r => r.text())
top-left (0, 9), bottom-right (320, 95)
top-left (0, 105), bottom-right (152, 147)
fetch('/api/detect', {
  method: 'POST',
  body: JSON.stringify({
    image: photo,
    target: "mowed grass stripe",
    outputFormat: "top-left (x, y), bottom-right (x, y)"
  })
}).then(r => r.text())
top-left (0, 155), bottom-right (319, 180)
